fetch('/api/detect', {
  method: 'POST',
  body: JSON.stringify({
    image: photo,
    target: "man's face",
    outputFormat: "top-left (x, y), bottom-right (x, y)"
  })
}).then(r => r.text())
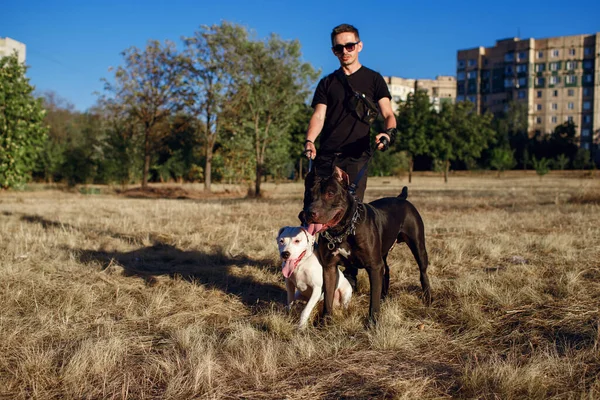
top-left (331, 32), bottom-right (362, 66)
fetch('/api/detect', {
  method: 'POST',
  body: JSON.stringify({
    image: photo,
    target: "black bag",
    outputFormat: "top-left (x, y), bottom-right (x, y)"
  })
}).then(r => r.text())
top-left (335, 69), bottom-right (380, 125)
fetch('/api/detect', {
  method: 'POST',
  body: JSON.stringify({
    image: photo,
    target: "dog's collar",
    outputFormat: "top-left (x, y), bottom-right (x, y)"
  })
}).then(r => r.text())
top-left (322, 202), bottom-right (363, 250)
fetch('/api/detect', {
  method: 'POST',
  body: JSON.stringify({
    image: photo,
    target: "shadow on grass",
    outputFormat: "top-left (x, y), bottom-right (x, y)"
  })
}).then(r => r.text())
top-left (20, 214), bottom-right (286, 307)
top-left (76, 243), bottom-right (286, 308)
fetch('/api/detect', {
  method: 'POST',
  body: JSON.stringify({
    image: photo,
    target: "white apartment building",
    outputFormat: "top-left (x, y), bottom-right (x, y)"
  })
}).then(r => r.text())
top-left (383, 75), bottom-right (456, 112)
top-left (0, 37), bottom-right (26, 63)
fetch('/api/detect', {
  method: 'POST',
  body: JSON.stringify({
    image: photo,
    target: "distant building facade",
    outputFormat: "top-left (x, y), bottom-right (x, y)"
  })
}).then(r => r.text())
top-left (383, 75), bottom-right (456, 112)
top-left (0, 37), bottom-right (26, 63)
top-left (456, 33), bottom-right (599, 155)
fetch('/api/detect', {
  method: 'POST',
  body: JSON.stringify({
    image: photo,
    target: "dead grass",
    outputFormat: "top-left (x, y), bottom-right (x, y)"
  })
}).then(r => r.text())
top-left (1, 172), bottom-right (599, 399)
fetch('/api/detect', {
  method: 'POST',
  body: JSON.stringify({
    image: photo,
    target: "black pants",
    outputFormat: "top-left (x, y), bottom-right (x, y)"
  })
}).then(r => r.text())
top-left (301, 151), bottom-right (371, 289)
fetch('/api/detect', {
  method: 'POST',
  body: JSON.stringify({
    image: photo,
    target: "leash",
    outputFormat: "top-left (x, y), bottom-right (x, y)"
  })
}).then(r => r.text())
top-left (347, 138), bottom-right (388, 197)
top-left (304, 150), bottom-right (314, 173)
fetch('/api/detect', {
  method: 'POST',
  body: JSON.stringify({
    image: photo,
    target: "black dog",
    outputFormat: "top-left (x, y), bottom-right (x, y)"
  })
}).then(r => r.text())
top-left (305, 166), bottom-right (431, 323)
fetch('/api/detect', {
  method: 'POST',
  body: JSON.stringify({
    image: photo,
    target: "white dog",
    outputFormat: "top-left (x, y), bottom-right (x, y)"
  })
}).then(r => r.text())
top-left (277, 226), bottom-right (352, 328)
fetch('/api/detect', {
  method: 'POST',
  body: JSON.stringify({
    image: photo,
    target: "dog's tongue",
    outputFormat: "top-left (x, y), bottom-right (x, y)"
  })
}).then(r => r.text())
top-left (282, 260), bottom-right (295, 278)
top-left (306, 223), bottom-right (324, 235)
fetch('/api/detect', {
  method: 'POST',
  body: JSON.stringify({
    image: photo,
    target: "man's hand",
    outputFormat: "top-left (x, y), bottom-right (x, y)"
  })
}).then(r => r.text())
top-left (304, 140), bottom-right (316, 159)
top-left (375, 133), bottom-right (391, 151)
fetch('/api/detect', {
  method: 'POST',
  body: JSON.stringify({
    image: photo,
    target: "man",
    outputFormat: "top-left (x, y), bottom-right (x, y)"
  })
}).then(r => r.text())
top-left (301, 23), bottom-right (397, 290)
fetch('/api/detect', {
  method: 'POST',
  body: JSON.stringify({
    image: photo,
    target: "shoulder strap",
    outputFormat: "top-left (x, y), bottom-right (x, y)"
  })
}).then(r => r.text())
top-left (334, 68), bottom-right (356, 95)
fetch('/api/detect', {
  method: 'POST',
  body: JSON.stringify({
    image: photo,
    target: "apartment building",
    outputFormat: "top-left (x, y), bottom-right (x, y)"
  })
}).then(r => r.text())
top-left (456, 33), bottom-right (599, 155)
top-left (383, 75), bottom-right (456, 112)
top-left (0, 37), bottom-right (26, 63)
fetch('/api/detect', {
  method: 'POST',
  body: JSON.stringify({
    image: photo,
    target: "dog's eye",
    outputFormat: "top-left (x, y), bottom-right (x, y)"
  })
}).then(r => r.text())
top-left (325, 191), bottom-right (335, 198)
top-left (279, 239), bottom-right (285, 244)
top-left (294, 239), bottom-right (301, 244)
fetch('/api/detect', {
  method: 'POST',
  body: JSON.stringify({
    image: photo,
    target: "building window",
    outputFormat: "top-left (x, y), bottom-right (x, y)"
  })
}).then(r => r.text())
top-left (584, 115), bottom-right (592, 123)
top-left (568, 102), bottom-right (574, 110)
top-left (467, 71), bottom-right (477, 79)
top-left (584, 47), bottom-right (593, 56)
top-left (518, 90), bottom-right (526, 99)
top-left (583, 143), bottom-right (590, 150)
top-left (504, 78), bottom-right (514, 88)
top-left (518, 77), bottom-right (527, 87)
top-left (456, 95), bottom-right (465, 102)
top-left (569, 48), bottom-right (576, 56)
top-left (516, 64), bottom-right (527, 73)
top-left (553, 90), bottom-right (559, 97)
top-left (457, 60), bottom-right (466, 69)
top-left (583, 87), bottom-right (591, 96)
top-left (537, 51), bottom-right (543, 58)
top-left (518, 51), bottom-right (527, 61)
top-left (583, 101), bottom-right (591, 110)
top-left (481, 70), bottom-right (490, 78)
top-left (536, 90), bottom-right (542, 98)
top-left (457, 71), bottom-right (465, 80)
top-left (584, 74), bottom-right (593, 83)
top-left (551, 116), bottom-right (558, 123)
top-left (537, 104), bottom-right (543, 111)
top-left (505, 52), bottom-right (514, 62)
top-left (468, 59), bottom-right (477, 67)
top-left (535, 63), bottom-right (545, 72)
top-left (505, 65), bottom-right (514, 74)
top-left (552, 49), bottom-right (559, 57)
top-left (549, 76), bottom-right (559, 85)
top-left (565, 61), bottom-right (576, 70)
top-left (536, 117), bottom-right (542, 124)
top-left (583, 60), bottom-right (593, 69)
top-left (581, 129), bottom-right (591, 137)
top-left (552, 103), bottom-right (558, 110)
top-left (565, 75), bottom-right (576, 84)
top-left (468, 96), bottom-right (477, 103)
top-left (549, 62), bottom-right (559, 71)
top-left (568, 89), bottom-right (574, 96)
top-left (567, 116), bottom-right (573, 122)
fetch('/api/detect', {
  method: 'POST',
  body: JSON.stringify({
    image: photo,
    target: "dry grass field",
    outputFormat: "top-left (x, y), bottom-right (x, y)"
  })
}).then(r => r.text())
top-left (1, 172), bottom-right (599, 399)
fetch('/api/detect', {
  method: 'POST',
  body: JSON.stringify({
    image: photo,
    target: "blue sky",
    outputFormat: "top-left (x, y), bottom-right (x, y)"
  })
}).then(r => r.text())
top-left (4, 0), bottom-right (599, 111)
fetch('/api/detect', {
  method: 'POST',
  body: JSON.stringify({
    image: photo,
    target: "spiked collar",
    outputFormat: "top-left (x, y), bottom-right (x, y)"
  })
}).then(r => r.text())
top-left (322, 200), bottom-right (363, 250)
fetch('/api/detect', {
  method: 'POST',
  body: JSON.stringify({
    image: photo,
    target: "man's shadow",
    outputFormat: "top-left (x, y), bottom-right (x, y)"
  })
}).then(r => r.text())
top-left (20, 214), bottom-right (286, 307)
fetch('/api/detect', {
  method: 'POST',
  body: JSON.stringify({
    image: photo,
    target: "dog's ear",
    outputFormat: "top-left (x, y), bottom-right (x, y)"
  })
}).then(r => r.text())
top-left (334, 166), bottom-right (350, 186)
top-left (277, 227), bottom-right (286, 238)
top-left (300, 227), bottom-right (315, 247)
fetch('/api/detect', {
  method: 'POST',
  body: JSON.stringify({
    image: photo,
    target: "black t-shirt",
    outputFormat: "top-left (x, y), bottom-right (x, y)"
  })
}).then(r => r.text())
top-left (311, 66), bottom-right (391, 156)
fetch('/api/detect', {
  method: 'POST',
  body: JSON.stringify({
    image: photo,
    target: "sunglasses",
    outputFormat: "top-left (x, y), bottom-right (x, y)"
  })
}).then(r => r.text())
top-left (332, 41), bottom-right (360, 54)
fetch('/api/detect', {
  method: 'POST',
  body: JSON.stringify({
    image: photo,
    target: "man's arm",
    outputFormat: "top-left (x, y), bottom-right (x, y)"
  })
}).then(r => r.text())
top-left (304, 103), bottom-right (327, 159)
top-left (375, 97), bottom-right (396, 151)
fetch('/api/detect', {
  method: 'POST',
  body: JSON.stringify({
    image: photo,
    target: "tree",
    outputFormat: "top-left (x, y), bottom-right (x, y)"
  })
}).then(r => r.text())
top-left (395, 90), bottom-right (432, 182)
top-left (532, 156), bottom-right (550, 179)
top-left (230, 32), bottom-right (318, 197)
top-left (182, 22), bottom-right (248, 191)
top-left (429, 101), bottom-right (496, 183)
top-left (553, 154), bottom-right (569, 170)
top-left (490, 147), bottom-right (516, 177)
top-left (96, 99), bottom-right (143, 186)
top-left (0, 53), bottom-right (48, 189)
top-left (492, 101), bottom-right (529, 169)
top-left (101, 40), bottom-right (185, 188)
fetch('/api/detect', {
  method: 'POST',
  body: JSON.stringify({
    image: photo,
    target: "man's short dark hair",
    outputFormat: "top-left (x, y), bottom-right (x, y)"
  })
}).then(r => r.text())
top-left (331, 24), bottom-right (360, 45)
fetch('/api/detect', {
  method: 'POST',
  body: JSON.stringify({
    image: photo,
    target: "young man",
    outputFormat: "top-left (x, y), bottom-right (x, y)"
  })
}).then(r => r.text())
top-left (301, 23), bottom-right (397, 289)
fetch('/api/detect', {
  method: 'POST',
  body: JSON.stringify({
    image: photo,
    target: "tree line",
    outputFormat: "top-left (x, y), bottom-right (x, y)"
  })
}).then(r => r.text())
top-left (1, 22), bottom-right (597, 191)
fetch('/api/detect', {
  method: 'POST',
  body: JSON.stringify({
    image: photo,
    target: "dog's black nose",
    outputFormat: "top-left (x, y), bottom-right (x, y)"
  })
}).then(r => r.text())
top-left (281, 251), bottom-right (290, 260)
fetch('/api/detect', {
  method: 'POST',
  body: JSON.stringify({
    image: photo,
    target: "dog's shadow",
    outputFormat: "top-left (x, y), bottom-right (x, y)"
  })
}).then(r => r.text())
top-left (77, 244), bottom-right (287, 307)
top-left (20, 214), bottom-right (286, 307)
